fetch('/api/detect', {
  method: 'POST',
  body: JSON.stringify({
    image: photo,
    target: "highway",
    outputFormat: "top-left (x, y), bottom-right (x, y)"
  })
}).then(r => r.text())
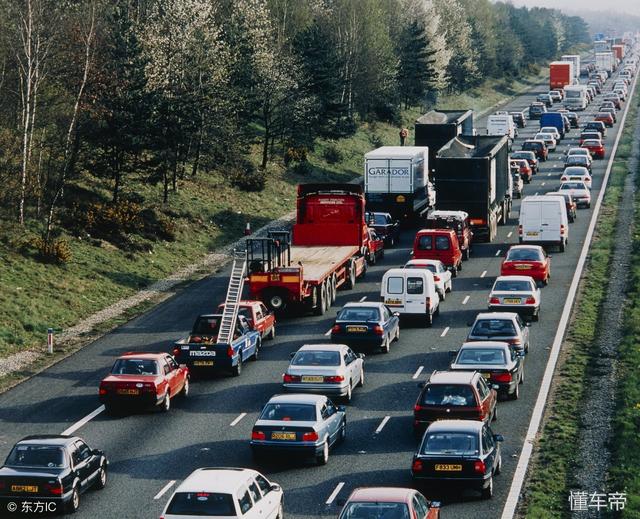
top-left (0, 64), bottom-right (635, 519)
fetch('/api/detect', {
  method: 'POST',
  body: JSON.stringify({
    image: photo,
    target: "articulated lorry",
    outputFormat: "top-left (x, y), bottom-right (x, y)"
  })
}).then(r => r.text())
top-left (434, 136), bottom-right (511, 242)
top-left (561, 55), bottom-right (581, 79)
top-left (549, 61), bottom-right (574, 90)
top-left (596, 52), bottom-right (615, 74)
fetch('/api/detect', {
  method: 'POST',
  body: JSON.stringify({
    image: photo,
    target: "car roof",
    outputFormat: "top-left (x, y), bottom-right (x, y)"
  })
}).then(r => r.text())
top-left (365, 211), bottom-right (392, 217)
top-left (426, 419), bottom-right (485, 434)
top-left (429, 370), bottom-right (477, 384)
top-left (17, 435), bottom-right (78, 446)
top-left (298, 343), bottom-right (347, 352)
top-left (416, 228), bottom-right (454, 235)
top-left (507, 244), bottom-right (544, 252)
top-left (347, 487), bottom-right (415, 503)
top-left (461, 340), bottom-right (511, 349)
top-left (176, 468), bottom-right (260, 493)
top-left (493, 275), bottom-right (535, 283)
top-left (474, 311), bottom-right (520, 320)
top-left (267, 393), bottom-right (327, 405)
top-left (428, 210), bottom-right (468, 219)
top-left (406, 259), bottom-right (443, 266)
top-left (118, 352), bottom-right (167, 360)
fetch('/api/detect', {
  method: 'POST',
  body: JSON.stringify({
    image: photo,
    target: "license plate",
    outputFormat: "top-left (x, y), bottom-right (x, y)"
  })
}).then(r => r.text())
top-left (525, 232), bottom-right (539, 236)
top-left (503, 298), bottom-right (522, 304)
top-left (301, 375), bottom-right (324, 383)
top-left (346, 326), bottom-right (367, 333)
top-left (193, 360), bottom-right (214, 367)
top-left (11, 485), bottom-right (38, 493)
top-left (515, 265), bottom-right (531, 269)
top-left (434, 464), bottom-right (462, 471)
top-left (271, 432), bottom-right (296, 440)
top-left (117, 389), bottom-right (139, 395)
top-left (385, 299), bottom-right (402, 305)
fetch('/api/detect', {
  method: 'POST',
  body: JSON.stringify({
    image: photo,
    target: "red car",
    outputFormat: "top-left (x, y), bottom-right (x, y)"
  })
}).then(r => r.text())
top-left (582, 139), bottom-right (605, 159)
top-left (521, 140), bottom-right (548, 161)
top-left (217, 300), bottom-right (276, 340)
top-left (510, 159), bottom-right (532, 183)
top-left (99, 352), bottom-right (189, 413)
top-left (501, 245), bottom-right (550, 285)
top-left (412, 228), bottom-right (463, 275)
top-left (579, 132), bottom-right (602, 146)
top-left (594, 112), bottom-right (615, 128)
top-left (338, 487), bottom-right (440, 519)
top-left (366, 227), bottom-right (385, 264)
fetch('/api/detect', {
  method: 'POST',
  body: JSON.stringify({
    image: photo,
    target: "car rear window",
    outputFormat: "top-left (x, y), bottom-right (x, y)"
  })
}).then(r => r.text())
top-left (457, 348), bottom-right (507, 365)
top-left (6, 445), bottom-right (66, 468)
top-left (291, 350), bottom-right (341, 366)
top-left (166, 492), bottom-right (236, 516)
top-left (421, 432), bottom-right (479, 456)
top-left (583, 140), bottom-right (601, 146)
top-left (111, 358), bottom-right (159, 376)
top-left (260, 403), bottom-right (317, 422)
top-left (471, 319), bottom-right (517, 337)
top-left (434, 236), bottom-right (450, 250)
top-left (493, 280), bottom-right (531, 291)
top-left (192, 317), bottom-right (221, 336)
top-left (366, 213), bottom-right (388, 226)
top-left (339, 502), bottom-right (410, 519)
top-left (337, 308), bottom-right (380, 321)
top-left (561, 182), bottom-right (586, 190)
top-left (407, 277), bottom-right (424, 295)
top-left (386, 276), bottom-right (403, 294)
top-left (421, 384), bottom-right (476, 406)
top-left (417, 235), bottom-right (433, 250)
top-left (506, 248), bottom-right (542, 261)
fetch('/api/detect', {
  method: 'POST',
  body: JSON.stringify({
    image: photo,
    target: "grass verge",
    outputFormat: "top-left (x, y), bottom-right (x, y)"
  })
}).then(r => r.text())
top-left (521, 87), bottom-right (640, 518)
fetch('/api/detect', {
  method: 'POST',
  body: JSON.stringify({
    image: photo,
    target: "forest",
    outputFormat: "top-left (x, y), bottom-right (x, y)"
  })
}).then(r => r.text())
top-left (0, 0), bottom-right (589, 261)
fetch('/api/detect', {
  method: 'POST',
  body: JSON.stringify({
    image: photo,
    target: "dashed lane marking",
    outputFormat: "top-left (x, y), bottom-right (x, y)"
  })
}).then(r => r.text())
top-left (154, 480), bottom-right (176, 500)
top-left (230, 413), bottom-right (247, 427)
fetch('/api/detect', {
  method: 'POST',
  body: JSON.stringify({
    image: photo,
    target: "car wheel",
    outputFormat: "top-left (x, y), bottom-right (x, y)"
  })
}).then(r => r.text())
top-left (345, 261), bottom-right (356, 289)
top-left (532, 310), bottom-right (539, 322)
top-left (345, 382), bottom-right (352, 402)
top-left (451, 266), bottom-right (458, 278)
top-left (394, 326), bottom-right (400, 342)
top-left (181, 377), bottom-right (190, 397)
top-left (426, 312), bottom-right (433, 328)
top-left (368, 251), bottom-right (376, 265)
top-left (559, 240), bottom-right (566, 253)
top-left (495, 455), bottom-right (502, 476)
top-left (439, 289), bottom-right (445, 301)
top-left (457, 261), bottom-right (462, 272)
top-left (520, 367), bottom-right (525, 385)
top-left (252, 342), bottom-right (260, 361)
top-left (492, 406), bottom-right (497, 422)
top-left (481, 476), bottom-right (494, 499)
top-left (159, 392), bottom-right (171, 413)
top-left (381, 337), bottom-right (390, 354)
top-left (232, 356), bottom-right (243, 377)
top-left (66, 485), bottom-right (80, 513)
top-left (94, 462), bottom-right (107, 490)
top-left (268, 326), bottom-right (276, 340)
top-left (510, 380), bottom-right (520, 400)
top-left (339, 419), bottom-right (347, 443)
top-left (357, 368), bottom-right (364, 387)
top-left (316, 440), bottom-right (329, 465)
top-left (542, 276), bottom-right (548, 286)
top-left (447, 280), bottom-right (452, 293)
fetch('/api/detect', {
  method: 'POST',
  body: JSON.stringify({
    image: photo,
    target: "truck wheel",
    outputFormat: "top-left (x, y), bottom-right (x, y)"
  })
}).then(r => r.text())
top-left (323, 283), bottom-right (331, 312)
top-left (314, 285), bottom-right (326, 316)
top-left (344, 260), bottom-right (356, 290)
top-left (265, 291), bottom-right (286, 313)
top-left (368, 251), bottom-right (376, 265)
top-left (267, 326), bottom-right (276, 340)
top-left (426, 312), bottom-right (433, 327)
top-left (463, 247), bottom-right (470, 261)
top-left (330, 275), bottom-right (337, 303)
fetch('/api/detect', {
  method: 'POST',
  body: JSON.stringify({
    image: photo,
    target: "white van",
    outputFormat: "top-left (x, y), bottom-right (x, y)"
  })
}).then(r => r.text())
top-left (380, 268), bottom-right (440, 326)
top-left (518, 195), bottom-right (569, 252)
top-left (487, 114), bottom-right (517, 141)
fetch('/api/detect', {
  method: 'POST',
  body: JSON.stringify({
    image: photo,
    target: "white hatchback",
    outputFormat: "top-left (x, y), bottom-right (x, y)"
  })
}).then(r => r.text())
top-left (560, 181), bottom-right (591, 208)
top-left (161, 468), bottom-right (284, 519)
top-left (534, 132), bottom-right (557, 151)
top-left (404, 259), bottom-right (453, 300)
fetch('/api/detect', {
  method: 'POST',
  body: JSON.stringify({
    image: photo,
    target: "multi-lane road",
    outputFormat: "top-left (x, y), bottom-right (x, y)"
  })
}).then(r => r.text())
top-left (0, 63), bottom-right (636, 519)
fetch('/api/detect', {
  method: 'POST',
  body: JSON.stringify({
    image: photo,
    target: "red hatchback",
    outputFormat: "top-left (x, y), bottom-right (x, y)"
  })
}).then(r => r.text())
top-left (594, 112), bottom-right (615, 128)
top-left (99, 352), bottom-right (189, 413)
top-left (501, 245), bottom-right (550, 285)
top-left (582, 139), bottom-right (605, 159)
top-left (413, 229), bottom-right (463, 275)
top-left (217, 300), bottom-right (276, 340)
top-left (338, 487), bottom-right (440, 519)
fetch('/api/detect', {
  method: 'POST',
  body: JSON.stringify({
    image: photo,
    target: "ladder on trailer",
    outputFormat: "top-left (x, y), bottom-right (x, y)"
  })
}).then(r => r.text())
top-left (217, 250), bottom-right (247, 345)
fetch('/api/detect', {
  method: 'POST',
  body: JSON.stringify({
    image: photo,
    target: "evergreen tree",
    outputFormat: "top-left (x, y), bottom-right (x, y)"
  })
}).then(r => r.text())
top-left (397, 19), bottom-right (437, 108)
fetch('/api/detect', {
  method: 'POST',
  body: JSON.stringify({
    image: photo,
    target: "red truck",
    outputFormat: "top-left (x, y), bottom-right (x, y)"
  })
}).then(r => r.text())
top-left (549, 61), bottom-right (573, 90)
top-left (246, 184), bottom-right (372, 315)
top-left (612, 44), bottom-right (625, 60)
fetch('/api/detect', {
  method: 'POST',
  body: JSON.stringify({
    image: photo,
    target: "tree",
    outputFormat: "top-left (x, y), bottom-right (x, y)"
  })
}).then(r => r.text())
top-left (396, 19), bottom-right (438, 108)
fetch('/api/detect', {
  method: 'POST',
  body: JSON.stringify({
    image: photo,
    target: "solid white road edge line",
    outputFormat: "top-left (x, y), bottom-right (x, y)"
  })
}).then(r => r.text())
top-left (359, 296), bottom-right (367, 302)
top-left (412, 366), bottom-right (424, 380)
top-left (462, 295), bottom-right (470, 305)
top-left (230, 413), bottom-right (247, 427)
top-left (61, 405), bottom-right (105, 436)
top-left (154, 480), bottom-right (176, 500)
top-left (374, 416), bottom-right (391, 434)
top-left (325, 482), bottom-right (345, 505)
top-left (440, 327), bottom-right (450, 337)
top-left (500, 66), bottom-right (640, 519)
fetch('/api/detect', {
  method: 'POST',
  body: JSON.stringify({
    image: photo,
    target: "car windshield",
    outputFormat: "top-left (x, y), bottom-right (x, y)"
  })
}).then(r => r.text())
top-left (291, 350), bottom-right (341, 366)
top-left (564, 168), bottom-right (588, 175)
top-left (339, 502), bottom-right (410, 519)
top-left (421, 384), bottom-right (476, 406)
top-left (522, 142), bottom-right (540, 150)
top-left (421, 432), bottom-right (479, 456)
top-left (471, 319), bottom-right (517, 337)
top-left (166, 492), bottom-right (236, 516)
top-left (568, 149), bottom-right (588, 155)
top-left (506, 248), bottom-right (541, 261)
top-left (456, 348), bottom-right (507, 365)
top-left (111, 358), bottom-right (159, 376)
top-left (6, 445), bottom-right (66, 468)
top-left (192, 317), bottom-right (220, 336)
top-left (367, 213), bottom-right (388, 226)
top-left (337, 307), bottom-right (380, 321)
top-left (493, 280), bottom-right (531, 291)
top-left (260, 403), bottom-right (317, 422)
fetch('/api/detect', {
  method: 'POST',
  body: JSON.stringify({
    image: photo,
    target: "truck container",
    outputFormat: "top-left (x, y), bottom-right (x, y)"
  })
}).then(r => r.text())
top-left (414, 110), bottom-right (474, 175)
top-left (612, 44), bottom-right (625, 60)
top-left (486, 114), bottom-right (516, 142)
top-left (549, 61), bottom-right (574, 90)
top-left (434, 135), bottom-right (511, 242)
top-left (363, 146), bottom-right (434, 221)
top-left (596, 52), bottom-right (614, 74)
top-left (563, 85), bottom-right (589, 111)
top-left (245, 184), bottom-right (370, 314)
top-left (594, 40), bottom-right (610, 53)
top-left (561, 54), bottom-right (581, 79)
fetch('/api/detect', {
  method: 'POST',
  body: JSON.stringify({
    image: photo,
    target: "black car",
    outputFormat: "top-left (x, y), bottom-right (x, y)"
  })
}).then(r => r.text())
top-left (0, 435), bottom-right (108, 514)
top-left (509, 111), bottom-right (526, 128)
top-left (566, 112), bottom-right (580, 129)
top-left (331, 302), bottom-right (400, 353)
top-left (411, 419), bottom-right (504, 499)
top-left (536, 94), bottom-right (553, 107)
top-left (365, 211), bottom-right (400, 247)
top-left (510, 151), bottom-right (539, 174)
top-left (528, 103), bottom-right (547, 120)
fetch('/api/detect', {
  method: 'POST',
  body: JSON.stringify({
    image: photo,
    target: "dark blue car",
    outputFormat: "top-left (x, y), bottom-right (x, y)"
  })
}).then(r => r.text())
top-left (331, 302), bottom-right (400, 353)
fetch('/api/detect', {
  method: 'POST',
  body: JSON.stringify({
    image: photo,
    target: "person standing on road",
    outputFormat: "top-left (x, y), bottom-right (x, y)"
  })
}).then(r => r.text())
top-left (399, 127), bottom-right (408, 146)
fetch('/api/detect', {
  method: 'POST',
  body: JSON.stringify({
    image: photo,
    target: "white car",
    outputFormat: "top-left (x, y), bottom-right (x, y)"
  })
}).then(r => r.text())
top-left (540, 126), bottom-right (561, 141)
top-left (161, 468), bottom-right (284, 519)
top-left (488, 275), bottom-right (541, 321)
top-left (565, 147), bottom-right (592, 161)
top-left (560, 181), bottom-right (591, 208)
top-left (404, 259), bottom-right (453, 300)
top-left (534, 132), bottom-right (557, 151)
top-left (561, 166), bottom-right (592, 189)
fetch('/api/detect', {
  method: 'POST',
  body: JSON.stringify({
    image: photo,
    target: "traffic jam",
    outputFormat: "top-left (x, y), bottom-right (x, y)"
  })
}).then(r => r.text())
top-left (0, 39), bottom-right (638, 519)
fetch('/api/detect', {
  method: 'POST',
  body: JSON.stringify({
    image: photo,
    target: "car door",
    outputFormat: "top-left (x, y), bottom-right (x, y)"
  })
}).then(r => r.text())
top-left (247, 479), bottom-right (266, 518)
top-left (237, 486), bottom-right (256, 518)
top-left (161, 358), bottom-right (176, 397)
top-left (259, 303), bottom-right (274, 333)
top-left (321, 401), bottom-right (341, 444)
top-left (342, 350), bottom-right (355, 383)
top-left (540, 200), bottom-right (561, 242)
top-left (71, 441), bottom-right (94, 490)
top-left (406, 274), bottom-right (426, 314)
top-left (166, 355), bottom-right (184, 393)
top-left (255, 474), bottom-right (279, 518)
top-left (475, 378), bottom-right (492, 421)
top-left (516, 314), bottom-right (529, 348)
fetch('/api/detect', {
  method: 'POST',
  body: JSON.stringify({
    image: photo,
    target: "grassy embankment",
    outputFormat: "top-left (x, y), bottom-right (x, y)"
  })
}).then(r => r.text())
top-left (522, 85), bottom-right (640, 517)
top-left (0, 69), bottom-right (545, 367)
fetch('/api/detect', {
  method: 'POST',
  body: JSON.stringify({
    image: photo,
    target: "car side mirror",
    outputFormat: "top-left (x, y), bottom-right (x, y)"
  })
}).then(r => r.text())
top-left (493, 434), bottom-right (505, 442)
top-left (417, 382), bottom-right (425, 389)
top-left (270, 483), bottom-right (282, 493)
top-left (358, 353), bottom-right (366, 359)
top-left (526, 322), bottom-right (532, 327)
top-left (393, 312), bottom-right (400, 317)
top-left (337, 405), bottom-right (346, 413)
top-left (431, 501), bottom-right (441, 509)
top-left (91, 449), bottom-right (103, 457)
top-left (336, 497), bottom-right (347, 507)
top-left (449, 349), bottom-right (459, 357)
top-left (289, 352), bottom-right (296, 358)
top-left (492, 384), bottom-right (500, 391)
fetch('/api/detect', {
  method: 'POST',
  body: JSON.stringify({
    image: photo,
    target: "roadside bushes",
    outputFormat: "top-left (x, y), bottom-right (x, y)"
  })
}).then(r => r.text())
top-left (32, 236), bottom-right (72, 264)
top-left (228, 158), bottom-right (267, 192)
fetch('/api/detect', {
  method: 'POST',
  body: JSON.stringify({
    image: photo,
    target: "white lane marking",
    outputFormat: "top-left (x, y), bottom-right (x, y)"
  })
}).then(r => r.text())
top-left (534, 192), bottom-right (539, 195)
top-left (495, 249), bottom-right (502, 256)
top-left (507, 231), bottom-right (513, 238)
top-left (480, 270), bottom-right (487, 278)
top-left (541, 182), bottom-right (546, 186)
top-left (412, 366), bottom-right (424, 379)
top-left (359, 296), bottom-right (367, 302)
top-left (462, 295), bottom-right (470, 305)
top-left (326, 482), bottom-right (345, 505)
top-left (501, 66), bottom-right (640, 519)
top-left (440, 327), bottom-right (450, 337)
top-left (230, 413), bottom-right (247, 427)
top-left (154, 480), bottom-right (176, 500)
top-left (61, 405), bottom-right (105, 436)
top-left (547, 173), bottom-right (551, 177)
top-left (374, 416), bottom-right (391, 434)
top-left (324, 328), bottom-right (332, 336)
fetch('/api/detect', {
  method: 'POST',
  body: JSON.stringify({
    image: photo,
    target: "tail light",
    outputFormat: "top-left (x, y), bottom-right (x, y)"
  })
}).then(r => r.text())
top-left (508, 338), bottom-right (522, 346)
top-left (324, 375), bottom-right (344, 383)
top-left (372, 325), bottom-right (384, 336)
top-left (331, 324), bottom-right (341, 334)
top-left (99, 384), bottom-right (108, 396)
top-left (518, 225), bottom-right (523, 236)
top-left (474, 460), bottom-right (486, 474)
top-left (561, 224), bottom-right (566, 235)
top-left (302, 431), bottom-right (318, 442)
top-left (525, 297), bottom-right (536, 304)
top-left (493, 372), bottom-right (512, 383)
top-left (44, 482), bottom-right (63, 495)
top-left (414, 404), bottom-right (424, 413)
top-left (251, 430), bottom-right (265, 440)
top-left (172, 348), bottom-right (180, 357)
top-left (412, 459), bottom-right (423, 472)
top-left (227, 346), bottom-right (234, 358)
top-left (426, 297), bottom-right (431, 310)
top-left (433, 276), bottom-right (440, 282)
top-left (283, 374), bottom-right (301, 383)
top-left (489, 297), bottom-right (500, 305)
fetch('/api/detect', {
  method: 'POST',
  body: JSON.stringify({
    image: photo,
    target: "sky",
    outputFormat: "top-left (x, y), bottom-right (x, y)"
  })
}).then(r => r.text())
top-left (502, 0), bottom-right (640, 17)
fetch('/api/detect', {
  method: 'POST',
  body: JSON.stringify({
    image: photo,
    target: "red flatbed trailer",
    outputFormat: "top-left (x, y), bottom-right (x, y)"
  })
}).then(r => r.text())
top-left (246, 184), bottom-right (371, 315)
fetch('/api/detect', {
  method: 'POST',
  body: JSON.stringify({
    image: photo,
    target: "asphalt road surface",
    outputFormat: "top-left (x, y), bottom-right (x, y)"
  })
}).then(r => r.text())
top-left (0, 64), bottom-right (634, 519)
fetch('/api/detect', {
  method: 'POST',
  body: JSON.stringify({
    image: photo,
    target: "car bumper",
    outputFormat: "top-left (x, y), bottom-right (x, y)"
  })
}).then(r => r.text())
top-left (178, 357), bottom-right (237, 371)
top-left (331, 334), bottom-right (385, 349)
top-left (99, 393), bottom-right (163, 408)
top-left (574, 198), bottom-right (591, 207)
top-left (282, 382), bottom-right (349, 396)
top-left (411, 473), bottom-right (491, 490)
top-left (251, 441), bottom-right (323, 458)
top-left (488, 304), bottom-right (538, 317)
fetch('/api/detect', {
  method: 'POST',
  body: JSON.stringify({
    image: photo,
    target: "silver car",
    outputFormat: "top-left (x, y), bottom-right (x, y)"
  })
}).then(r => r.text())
top-left (488, 275), bottom-right (541, 321)
top-left (283, 344), bottom-right (364, 402)
top-left (466, 312), bottom-right (531, 354)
